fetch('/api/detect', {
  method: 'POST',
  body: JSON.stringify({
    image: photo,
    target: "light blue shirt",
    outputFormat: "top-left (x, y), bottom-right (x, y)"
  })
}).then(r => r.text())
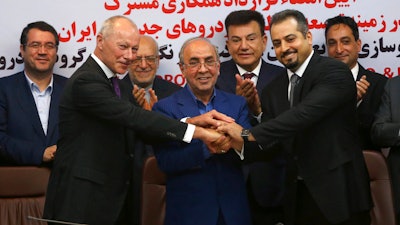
top-left (25, 74), bottom-right (53, 135)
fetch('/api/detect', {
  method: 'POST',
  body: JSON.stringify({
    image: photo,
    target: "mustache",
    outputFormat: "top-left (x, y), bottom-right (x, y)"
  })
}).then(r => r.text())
top-left (281, 50), bottom-right (297, 58)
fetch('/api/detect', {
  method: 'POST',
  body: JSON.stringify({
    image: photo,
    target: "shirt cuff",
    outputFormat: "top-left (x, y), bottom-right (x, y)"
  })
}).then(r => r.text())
top-left (254, 112), bottom-right (263, 124)
top-left (183, 123), bottom-right (195, 143)
top-left (234, 144), bottom-right (245, 160)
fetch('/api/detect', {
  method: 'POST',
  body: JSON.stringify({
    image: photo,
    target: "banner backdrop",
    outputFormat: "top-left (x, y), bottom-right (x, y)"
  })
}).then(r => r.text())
top-left (1, 0), bottom-right (399, 85)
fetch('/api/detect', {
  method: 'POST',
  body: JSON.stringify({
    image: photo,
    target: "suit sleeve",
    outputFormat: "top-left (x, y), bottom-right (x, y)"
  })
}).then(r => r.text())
top-left (70, 72), bottom-right (187, 142)
top-left (371, 78), bottom-right (400, 147)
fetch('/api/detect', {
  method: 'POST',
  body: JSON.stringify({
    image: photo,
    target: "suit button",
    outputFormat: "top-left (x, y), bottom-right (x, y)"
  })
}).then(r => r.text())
top-left (293, 156), bottom-right (298, 161)
top-left (129, 153), bottom-right (134, 158)
top-left (126, 180), bottom-right (130, 185)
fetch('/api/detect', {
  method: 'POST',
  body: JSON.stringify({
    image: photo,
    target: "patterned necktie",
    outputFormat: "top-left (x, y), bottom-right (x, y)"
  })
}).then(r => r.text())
top-left (243, 72), bottom-right (255, 80)
top-left (289, 74), bottom-right (300, 107)
top-left (110, 76), bottom-right (121, 98)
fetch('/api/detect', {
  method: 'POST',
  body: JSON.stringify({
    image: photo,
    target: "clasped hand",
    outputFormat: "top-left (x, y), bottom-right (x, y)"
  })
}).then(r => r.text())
top-left (189, 110), bottom-right (244, 154)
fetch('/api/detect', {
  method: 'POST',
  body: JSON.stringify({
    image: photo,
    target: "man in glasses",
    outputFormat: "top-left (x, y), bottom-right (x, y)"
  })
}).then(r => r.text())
top-left (0, 21), bottom-right (67, 166)
top-left (123, 35), bottom-right (181, 110)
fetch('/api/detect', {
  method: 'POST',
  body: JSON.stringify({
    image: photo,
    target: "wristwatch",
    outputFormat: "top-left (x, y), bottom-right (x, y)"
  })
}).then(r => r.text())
top-left (241, 129), bottom-right (251, 142)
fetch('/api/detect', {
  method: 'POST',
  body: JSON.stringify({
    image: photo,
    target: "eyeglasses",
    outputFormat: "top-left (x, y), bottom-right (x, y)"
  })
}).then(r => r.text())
top-left (25, 42), bottom-right (57, 51)
top-left (132, 56), bottom-right (158, 66)
top-left (182, 60), bottom-right (218, 70)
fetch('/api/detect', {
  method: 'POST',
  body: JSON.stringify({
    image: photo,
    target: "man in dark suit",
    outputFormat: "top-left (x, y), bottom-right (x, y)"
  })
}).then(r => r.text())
top-left (122, 35), bottom-right (181, 111)
top-left (122, 34), bottom-right (182, 224)
top-left (0, 21), bottom-right (67, 166)
top-left (325, 15), bottom-right (387, 151)
top-left (153, 37), bottom-right (252, 225)
top-left (43, 16), bottom-right (231, 225)
top-left (218, 9), bottom-right (372, 225)
top-left (216, 10), bottom-right (285, 225)
top-left (371, 76), bottom-right (400, 224)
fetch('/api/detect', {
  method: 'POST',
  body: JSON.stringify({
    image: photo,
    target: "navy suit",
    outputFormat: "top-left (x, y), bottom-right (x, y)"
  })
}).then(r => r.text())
top-left (216, 58), bottom-right (285, 224)
top-left (152, 86), bottom-right (252, 225)
top-left (371, 76), bottom-right (400, 221)
top-left (0, 72), bottom-right (67, 165)
top-left (356, 64), bottom-right (387, 150)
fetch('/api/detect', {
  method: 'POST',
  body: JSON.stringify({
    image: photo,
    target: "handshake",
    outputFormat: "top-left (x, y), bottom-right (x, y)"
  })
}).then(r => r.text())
top-left (189, 110), bottom-right (252, 154)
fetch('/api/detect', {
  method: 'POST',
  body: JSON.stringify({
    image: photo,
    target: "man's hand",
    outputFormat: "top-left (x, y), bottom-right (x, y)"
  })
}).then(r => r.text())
top-left (43, 145), bottom-right (56, 162)
top-left (132, 85), bottom-right (158, 111)
top-left (217, 122), bottom-right (253, 150)
top-left (193, 127), bottom-right (230, 153)
top-left (235, 74), bottom-right (261, 116)
top-left (356, 75), bottom-right (370, 101)
top-left (186, 109), bottom-right (235, 128)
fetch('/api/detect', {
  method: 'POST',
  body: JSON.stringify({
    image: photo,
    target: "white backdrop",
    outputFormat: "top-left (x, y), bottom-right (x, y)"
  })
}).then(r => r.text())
top-left (1, 0), bottom-right (399, 86)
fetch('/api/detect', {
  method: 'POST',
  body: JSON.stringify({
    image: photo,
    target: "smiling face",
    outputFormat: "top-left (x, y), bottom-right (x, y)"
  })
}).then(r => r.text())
top-left (326, 23), bottom-right (361, 69)
top-left (270, 17), bottom-right (312, 72)
top-left (128, 35), bottom-right (159, 88)
top-left (20, 28), bottom-right (57, 78)
top-left (180, 38), bottom-right (220, 102)
top-left (226, 20), bottom-right (267, 71)
top-left (95, 17), bottom-right (140, 75)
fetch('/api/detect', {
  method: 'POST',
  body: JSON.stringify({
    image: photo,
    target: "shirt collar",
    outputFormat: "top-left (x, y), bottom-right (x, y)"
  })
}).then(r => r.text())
top-left (236, 58), bottom-right (262, 77)
top-left (350, 63), bottom-right (359, 81)
top-left (24, 72), bottom-right (53, 94)
top-left (184, 85), bottom-right (216, 105)
top-left (287, 50), bottom-right (314, 79)
top-left (91, 53), bottom-right (116, 79)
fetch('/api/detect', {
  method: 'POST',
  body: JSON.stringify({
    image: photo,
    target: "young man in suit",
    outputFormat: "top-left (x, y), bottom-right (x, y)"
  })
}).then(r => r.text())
top-left (0, 21), bottom-right (67, 166)
top-left (152, 37), bottom-right (252, 225)
top-left (325, 15), bottom-right (387, 151)
top-left (218, 9), bottom-right (372, 225)
top-left (123, 35), bottom-right (181, 111)
top-left (216, 10), bottom-right (285, 225)
top-left (43, 16), bottom-right (232, 225)
top-left (371, 76), bottom-right (400, 224)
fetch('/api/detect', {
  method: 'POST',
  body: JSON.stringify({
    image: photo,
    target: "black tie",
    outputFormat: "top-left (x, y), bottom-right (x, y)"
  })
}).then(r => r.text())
top-left (243, 72), bottom-right (255, 80)
top-left (289, 74), bottom-right (300, 107)
top-left (110, 77), bottom-right (121, 98)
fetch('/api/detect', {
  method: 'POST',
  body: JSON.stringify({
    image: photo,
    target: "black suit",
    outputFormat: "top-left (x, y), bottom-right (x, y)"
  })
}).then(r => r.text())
top-left (216, 59), bottom-right (285, 224)
top-left (121, 73), bottom-right (181, 224)
top-left (371, 76), bottom-right (400, 223)
top-left (43, 56), bottom-right (188, 225)
top-left (356, 64), bottom-right (387, 150)
top-left (249, 53), bottom-right (372, 225)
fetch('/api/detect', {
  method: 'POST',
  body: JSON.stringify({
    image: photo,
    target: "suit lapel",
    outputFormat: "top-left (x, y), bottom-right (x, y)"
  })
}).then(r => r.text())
top-left (15, 74), bottom-right (46, 137)
top-left (46, 77), bottom-right (62, 141)
top-left (177, 87), bottom-right (201, 118)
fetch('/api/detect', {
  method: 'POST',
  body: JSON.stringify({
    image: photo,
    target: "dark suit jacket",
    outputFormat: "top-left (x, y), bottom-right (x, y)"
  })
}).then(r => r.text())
top-left (0, 72), bottom-right (67, 166)
top-left (250, 53), bottom-right (372, 224)
top-left (216, 58), bottom-right (286, 208)
top-left (152, 87), bottom-right (252, 225)
top-left (371, 76), bottom-right (400, 215)
top-left (356, 64), bottom-right (387, 150)
top-left (43, 56), bottom-right (188, 225)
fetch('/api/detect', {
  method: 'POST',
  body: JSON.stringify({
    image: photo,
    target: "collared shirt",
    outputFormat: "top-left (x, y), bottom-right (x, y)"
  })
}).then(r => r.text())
top-left (236, 58), bottom-right (262, 86)
top-left (25, 73), bottom-right (53, 135)
top-left (90, 53), bottom-right (195, 143)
